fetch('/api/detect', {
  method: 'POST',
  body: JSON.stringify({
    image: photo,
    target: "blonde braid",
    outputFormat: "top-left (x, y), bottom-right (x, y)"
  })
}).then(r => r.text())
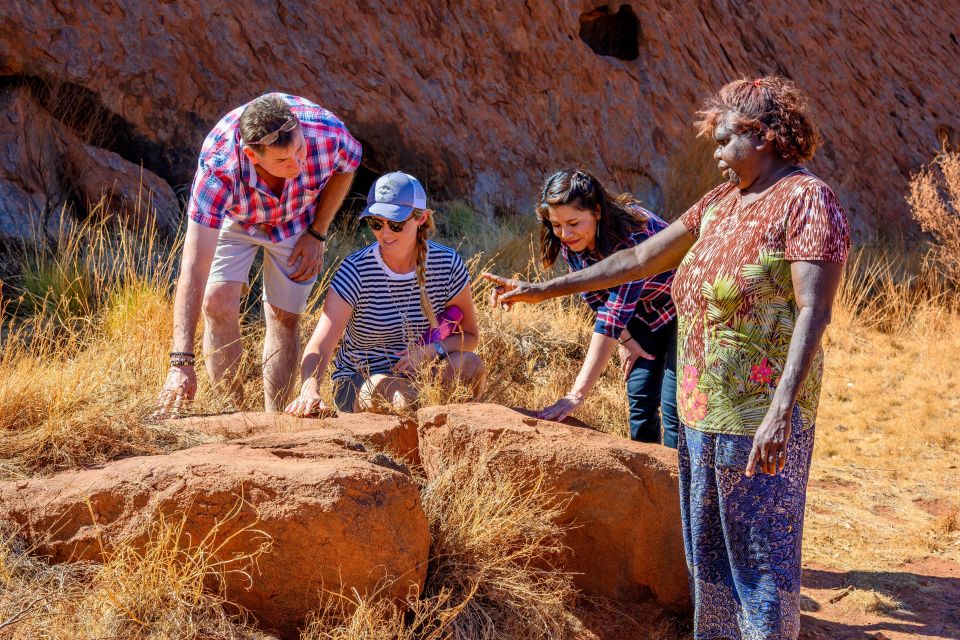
top-left (414, 210), bottom-right (438, 329)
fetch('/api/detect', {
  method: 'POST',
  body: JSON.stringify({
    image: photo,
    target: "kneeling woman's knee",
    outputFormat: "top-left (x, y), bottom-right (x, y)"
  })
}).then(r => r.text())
top-left (449, 351), bottom-right (485, 388)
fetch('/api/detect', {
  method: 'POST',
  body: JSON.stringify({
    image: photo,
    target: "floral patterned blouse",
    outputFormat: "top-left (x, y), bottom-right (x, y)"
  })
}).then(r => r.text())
top-left (672, 169), bottom-right (851, 435)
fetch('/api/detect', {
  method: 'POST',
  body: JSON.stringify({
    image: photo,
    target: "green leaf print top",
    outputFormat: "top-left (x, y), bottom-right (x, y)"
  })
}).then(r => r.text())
top-left (671, 169), bottom-right (851, 436)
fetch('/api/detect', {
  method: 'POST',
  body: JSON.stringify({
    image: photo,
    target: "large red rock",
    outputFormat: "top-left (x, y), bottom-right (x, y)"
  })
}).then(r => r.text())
top-left (417, 403), bottom-right (690, 611)
top-left (176, 411), bottom-right (420, 466)
top-left (0, 430), bottom-right (430, 637)
top-left (0, 84), bottom-right (178, 241)
top-left (3, 2), bottom-right (958, 237)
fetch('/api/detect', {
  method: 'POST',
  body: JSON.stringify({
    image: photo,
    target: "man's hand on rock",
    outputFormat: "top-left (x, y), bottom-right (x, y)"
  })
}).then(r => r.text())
top-left (289, 231), bottom-right (325, 282)
top-left (151, 365), bottom-right (197, 420)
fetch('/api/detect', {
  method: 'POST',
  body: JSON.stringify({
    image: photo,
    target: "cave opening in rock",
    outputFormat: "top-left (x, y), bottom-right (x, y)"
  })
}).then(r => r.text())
top-left (578, 5), bottom-right (640, 61)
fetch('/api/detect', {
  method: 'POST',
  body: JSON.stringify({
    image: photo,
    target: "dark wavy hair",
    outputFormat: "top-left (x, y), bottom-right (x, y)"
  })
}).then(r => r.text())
top-left (536, 169), bottom-right (649, 269)
top-left (695, 76), bottom-right (821, 163)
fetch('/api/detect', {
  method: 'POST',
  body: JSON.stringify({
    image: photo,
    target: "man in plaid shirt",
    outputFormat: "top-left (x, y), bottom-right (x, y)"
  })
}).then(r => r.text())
top-left (154, 93), bottom-right (361, 416)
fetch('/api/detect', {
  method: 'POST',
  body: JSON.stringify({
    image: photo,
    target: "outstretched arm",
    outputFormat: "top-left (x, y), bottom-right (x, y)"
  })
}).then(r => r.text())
top-left (538, 332), bottom-right (618, 421)
top-left (285, 289), bottom-right (353, 416)
top-left (483, 220), bottom-right (695, 307)
top-left (153, 220), bottom-right (220, 418)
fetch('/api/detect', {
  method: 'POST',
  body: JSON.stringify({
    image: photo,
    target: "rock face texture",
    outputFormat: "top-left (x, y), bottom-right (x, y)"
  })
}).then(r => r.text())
top-left (0, 84), bottom-right (179, 242)
top-left (2, 1), bottom-right (958, 238)
top-left (0, 430), bottom-right (430, 636)
top-left (418, 404), bottom-right (690, 611)
top-left (177, 411), bottom-right (421, 465)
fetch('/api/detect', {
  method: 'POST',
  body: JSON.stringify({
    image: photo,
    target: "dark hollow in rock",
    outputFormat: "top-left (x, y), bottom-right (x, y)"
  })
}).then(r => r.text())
top-left (578, 5), bottom-right (640, 61)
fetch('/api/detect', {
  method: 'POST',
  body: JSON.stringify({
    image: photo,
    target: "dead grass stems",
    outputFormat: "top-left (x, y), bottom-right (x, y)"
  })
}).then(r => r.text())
top-left (0, 498), bottom-right (272, 639)
top-left (304, 446), bottom-right (577, 640)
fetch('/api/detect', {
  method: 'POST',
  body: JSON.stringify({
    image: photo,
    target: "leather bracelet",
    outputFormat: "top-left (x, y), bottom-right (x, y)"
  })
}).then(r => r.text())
top-left (617, 335), bottom-right (632, 345)
top-left (305, 227), bottom-right (327, 242)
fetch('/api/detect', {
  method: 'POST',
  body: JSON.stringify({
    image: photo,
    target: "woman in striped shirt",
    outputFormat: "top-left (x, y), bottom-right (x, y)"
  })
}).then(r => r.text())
top-left (534, 169), bottom-right (679, 446)
top-left (285, 172), bottom-right (485, 415)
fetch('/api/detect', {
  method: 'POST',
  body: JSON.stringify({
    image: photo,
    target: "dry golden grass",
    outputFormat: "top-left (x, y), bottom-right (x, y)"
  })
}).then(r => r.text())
top-left (907, 144), bottom-right (960, 283)
top-left (2, 183), bottom-right (959, 638)
top-left (0, 500), bottom-right (273, 639)
top-left (805, 250), bottom-right (960, 570)
top-left (303, 447), bottom-right (576, 640)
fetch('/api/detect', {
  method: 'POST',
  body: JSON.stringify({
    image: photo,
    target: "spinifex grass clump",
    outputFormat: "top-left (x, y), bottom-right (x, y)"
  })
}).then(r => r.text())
top-left (0, 211), bottom-right (210, 478)
top-left (0, 203), bottom-right (269, 478)
top-left (304, 448), bottom-right (577, 640)
top-left (418, 449), bottom-right (576, 640)
top-left (0, 501), bottom-right (272, 640)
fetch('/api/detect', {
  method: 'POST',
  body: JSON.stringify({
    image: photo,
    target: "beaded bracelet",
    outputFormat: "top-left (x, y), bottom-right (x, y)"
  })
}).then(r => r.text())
top-left (170, 357), bottom-right (196, 367)
top-left (170, 351), bottom-right (195, 357)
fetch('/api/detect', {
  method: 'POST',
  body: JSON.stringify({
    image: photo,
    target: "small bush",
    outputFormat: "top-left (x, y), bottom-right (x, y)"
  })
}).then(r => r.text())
top-left (907, 144), bottom-right (960, 284)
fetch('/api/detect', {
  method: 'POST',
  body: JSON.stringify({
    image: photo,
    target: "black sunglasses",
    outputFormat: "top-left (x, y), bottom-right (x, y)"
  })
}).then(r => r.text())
top-left (365, 216), bottom-right (414, 233)
top-left (250, 117), bottom-right (299, 146)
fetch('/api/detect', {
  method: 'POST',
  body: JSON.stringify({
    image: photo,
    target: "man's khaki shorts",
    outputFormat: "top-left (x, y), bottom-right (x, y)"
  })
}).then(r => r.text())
top-left (207, 218), bottom-right (317, 314)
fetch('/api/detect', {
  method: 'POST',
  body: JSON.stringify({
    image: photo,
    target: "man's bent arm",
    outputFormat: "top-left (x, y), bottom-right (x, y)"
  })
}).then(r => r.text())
top-left (538, 221), bottom-right (695, 298)
top-left (310, 171), bottom-right (355, 235)
top-left (171, 220), bottom-right (220, 352)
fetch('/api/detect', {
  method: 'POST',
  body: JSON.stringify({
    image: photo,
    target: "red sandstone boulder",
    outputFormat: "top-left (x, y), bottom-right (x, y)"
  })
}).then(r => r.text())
top-left (176, 411), bottom-right (420, 466)
top-left (66, 142), bottom-right (180, 232)
top-left (0, 430), bottom-right (430, 637)
top-left (418, 403), bottom-right (690, 612)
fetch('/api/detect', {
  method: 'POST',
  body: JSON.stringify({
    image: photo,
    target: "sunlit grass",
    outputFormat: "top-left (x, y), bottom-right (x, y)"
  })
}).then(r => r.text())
top-left (1, 186), bottom-right (958, 638)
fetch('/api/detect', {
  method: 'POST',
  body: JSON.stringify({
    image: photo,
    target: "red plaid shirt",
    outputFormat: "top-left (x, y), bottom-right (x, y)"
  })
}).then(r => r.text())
top-left (561, 207), bottom-right (676, 339)
top-left (186, 94), bottom-right (362, 243)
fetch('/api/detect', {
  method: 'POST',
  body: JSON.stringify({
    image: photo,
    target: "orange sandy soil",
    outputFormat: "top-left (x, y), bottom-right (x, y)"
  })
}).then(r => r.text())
top-left (572, 305), bottom-right (960, 640)
top-left (569, 557), bottom-right (960, 640)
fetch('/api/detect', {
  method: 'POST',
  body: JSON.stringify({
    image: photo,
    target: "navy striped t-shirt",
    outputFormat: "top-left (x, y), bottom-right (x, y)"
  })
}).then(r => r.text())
top-left (329, 241), bottom-right (470, 380)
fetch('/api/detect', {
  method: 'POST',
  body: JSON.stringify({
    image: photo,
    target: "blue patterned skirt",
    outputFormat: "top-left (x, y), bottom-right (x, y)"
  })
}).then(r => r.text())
top-left (678, 417), bottom-right (815, 640)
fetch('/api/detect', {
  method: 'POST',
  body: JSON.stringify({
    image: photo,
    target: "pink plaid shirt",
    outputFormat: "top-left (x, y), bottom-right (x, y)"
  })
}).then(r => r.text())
top-left (186, 94), bottom-right (362, 243)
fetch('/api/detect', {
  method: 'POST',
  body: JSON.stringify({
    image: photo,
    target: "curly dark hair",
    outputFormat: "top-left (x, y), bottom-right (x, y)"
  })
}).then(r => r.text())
top-left (695, 76), bottom-right (822, 163)
top-left (536, 169), bottom-right (649, 269)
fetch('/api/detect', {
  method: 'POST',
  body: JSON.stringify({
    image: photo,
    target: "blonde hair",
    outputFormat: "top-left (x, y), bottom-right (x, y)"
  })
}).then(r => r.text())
top-left (413, 209), bottom-right (438, 329)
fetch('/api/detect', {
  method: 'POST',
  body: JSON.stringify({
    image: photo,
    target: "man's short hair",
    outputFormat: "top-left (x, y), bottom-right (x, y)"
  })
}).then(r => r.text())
top-left (239, 95), bottom-right (297, 150)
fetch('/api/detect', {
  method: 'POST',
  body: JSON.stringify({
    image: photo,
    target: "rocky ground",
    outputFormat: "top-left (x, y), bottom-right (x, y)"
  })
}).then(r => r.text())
top-left (2, 403), bottom-right (955, 639)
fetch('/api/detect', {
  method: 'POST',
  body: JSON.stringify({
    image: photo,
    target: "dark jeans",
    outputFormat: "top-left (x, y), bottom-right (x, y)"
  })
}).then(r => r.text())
top-left (625, 319), bottom-right (679, 448)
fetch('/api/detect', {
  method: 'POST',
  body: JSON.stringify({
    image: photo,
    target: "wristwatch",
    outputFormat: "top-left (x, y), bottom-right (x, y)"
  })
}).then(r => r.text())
top-left (432, 341), bottom-right (449, 360)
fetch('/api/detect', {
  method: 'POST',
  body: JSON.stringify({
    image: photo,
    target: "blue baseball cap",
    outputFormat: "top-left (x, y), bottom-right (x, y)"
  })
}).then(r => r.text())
top-left (360, 172), bottom-right (427, 221)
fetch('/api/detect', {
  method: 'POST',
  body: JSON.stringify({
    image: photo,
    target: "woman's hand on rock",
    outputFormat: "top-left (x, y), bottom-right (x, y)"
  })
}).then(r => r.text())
top-left (537, 392), bottom-right (584, 422)
top-left (285, 380), bottom-right (333, 417)
top-left (745, 409), bottom-right (792, 476)
top-left (481, 273), bottom-right (546, 310)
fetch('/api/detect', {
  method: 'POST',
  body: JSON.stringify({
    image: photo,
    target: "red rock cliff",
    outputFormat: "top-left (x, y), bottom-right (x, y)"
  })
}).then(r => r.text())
top-left (2, 1), bottom-right (958, 238)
